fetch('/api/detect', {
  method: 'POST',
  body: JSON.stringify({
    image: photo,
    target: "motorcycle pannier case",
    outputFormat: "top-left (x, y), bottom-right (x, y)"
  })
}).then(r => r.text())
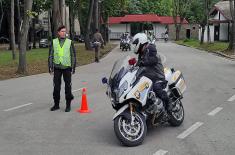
top-left (170, 71), bottom-right (186, 94)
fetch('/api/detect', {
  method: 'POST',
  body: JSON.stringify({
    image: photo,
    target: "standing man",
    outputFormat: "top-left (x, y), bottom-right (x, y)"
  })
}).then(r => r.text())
top-left (93, 29), bottom-right (104, 62)
top-left (48, 25), bottom-right (77, 112)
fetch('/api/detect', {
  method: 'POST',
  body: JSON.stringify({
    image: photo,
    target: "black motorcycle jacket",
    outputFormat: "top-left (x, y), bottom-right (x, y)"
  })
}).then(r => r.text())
top-left (137, 43), bottom-right (165, 82)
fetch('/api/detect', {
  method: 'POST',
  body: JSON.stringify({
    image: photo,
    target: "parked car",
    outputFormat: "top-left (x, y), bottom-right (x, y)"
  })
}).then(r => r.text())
top-left (0, 37), bottom-right (9, 44)
top-left (39, 38), bottom-right (49, 48)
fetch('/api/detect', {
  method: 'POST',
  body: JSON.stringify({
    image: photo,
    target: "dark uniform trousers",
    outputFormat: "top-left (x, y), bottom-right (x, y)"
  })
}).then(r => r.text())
top-left (53, 68), bottom-right (74, 106)
top-left (153, 81), bottom-right (169, 108)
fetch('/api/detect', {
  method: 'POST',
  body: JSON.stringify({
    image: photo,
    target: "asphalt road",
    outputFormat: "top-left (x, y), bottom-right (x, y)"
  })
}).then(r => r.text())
top-left (0, 42), bottom-right (235, 155)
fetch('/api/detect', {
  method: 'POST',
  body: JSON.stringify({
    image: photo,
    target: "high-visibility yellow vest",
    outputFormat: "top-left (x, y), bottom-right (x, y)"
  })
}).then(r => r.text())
top-left (53, 38), bottom-right (72, 67)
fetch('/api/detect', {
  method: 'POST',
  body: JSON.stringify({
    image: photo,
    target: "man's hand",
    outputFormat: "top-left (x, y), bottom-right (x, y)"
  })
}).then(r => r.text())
top-left (49, 68), bottom-right (54, 75)
top-left (72, 68), bottom-right (75, 74)
top-left (137, 60), bottom-right (144, 66)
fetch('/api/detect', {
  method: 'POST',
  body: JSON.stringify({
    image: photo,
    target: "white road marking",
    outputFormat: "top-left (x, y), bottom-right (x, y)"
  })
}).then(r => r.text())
top-left (177, 122), bottom-right (204, 139)
top-left (4, 103), bottom-right (34, 112)
top-left (153, 149), bottom-right (168, 155)
top-left (72, 88), bottom-right (84, 93)
top-left (208, 107), bottom-right (223, 116)
top-left (228, 94), bottom-right (235, 102)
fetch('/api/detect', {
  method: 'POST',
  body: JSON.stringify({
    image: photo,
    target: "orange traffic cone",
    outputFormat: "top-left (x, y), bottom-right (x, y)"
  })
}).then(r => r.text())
top-left (76, 87), bottom-right (91, 113)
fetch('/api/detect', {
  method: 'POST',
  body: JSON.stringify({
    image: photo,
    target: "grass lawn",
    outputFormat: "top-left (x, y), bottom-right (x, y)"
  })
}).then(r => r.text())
top-left (175, 39), bottom-right (231, 54)
top-left (0, 43), bottom-right (117, 80)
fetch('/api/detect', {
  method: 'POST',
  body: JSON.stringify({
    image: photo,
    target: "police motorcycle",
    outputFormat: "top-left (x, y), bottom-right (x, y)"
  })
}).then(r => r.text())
top-left (120, 33), bottom-right (131, 51)
top-left (102, 55), bottom-right (186, 146)
top-left (164, 33), bottom-right (169, 42)
top-left (121, 38), bottom-right (131, 51)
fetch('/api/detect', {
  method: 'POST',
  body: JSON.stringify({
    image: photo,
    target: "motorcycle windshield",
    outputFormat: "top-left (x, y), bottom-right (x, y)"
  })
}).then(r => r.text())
top-left (109, 55), bottom-right (131, 90)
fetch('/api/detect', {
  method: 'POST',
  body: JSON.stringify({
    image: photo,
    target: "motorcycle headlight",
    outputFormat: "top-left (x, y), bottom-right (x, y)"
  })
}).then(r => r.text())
top-left (119, 81), bottom-right (128, 97)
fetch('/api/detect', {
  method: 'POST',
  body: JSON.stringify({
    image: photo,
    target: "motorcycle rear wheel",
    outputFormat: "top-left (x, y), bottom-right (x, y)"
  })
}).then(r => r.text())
top-left (168, 100), bottom-right (184, 126)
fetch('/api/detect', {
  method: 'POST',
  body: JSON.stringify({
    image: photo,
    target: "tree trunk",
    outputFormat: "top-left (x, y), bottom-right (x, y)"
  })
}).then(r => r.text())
top-left (10, 0), bottom-right (16, 60)
top-left (6, 10), bottom-right (12, 50)
top-left (32, 18), bottom-right (36, 49)
top-left (200, 26), bottom-right (205, 44)
top-left (207, 24), bottom-right (211, 43)
top-left (228, 0), bottom-right (234, 52)
top-left (175, 24), bottom-right (181, 41)
top-left (206, 0), bottom-right (211, 43)
top-left (0, 0), bottom-right (4, 32)
top-left (16, 0), bottom-right (21, 49)
top-left (17, 0), bottom-right (33, 74)
top-left (233, 0), bottom-right (235, 54)
top-left (69, 5), bottom-right (75, 40)
top-left (85, 0), bottom-right (94, 50)
top-left (228, 22), bottom-right (234, 50)
top-left (52, 0), bottom-right (63, 37)
top-left (94, 0), bottom-right (99, 30)
top-left (60, 0), bottom-right (65, 25)
top-left (48, 10), bottom-right (52, 42)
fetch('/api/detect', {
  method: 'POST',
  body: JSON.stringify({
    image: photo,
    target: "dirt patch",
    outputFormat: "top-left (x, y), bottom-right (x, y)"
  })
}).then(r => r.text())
top-left (223, 49), bottom-right (235, 56)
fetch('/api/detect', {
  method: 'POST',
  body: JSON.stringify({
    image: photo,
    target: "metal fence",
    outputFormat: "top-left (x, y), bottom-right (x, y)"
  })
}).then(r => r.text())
top-left (109, 32), bottom-right (123, 40)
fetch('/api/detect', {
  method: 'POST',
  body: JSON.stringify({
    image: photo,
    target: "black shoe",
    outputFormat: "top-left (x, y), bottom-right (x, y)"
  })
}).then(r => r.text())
top-left (65, 101), bottom-right (71, 112)
top-left (50, 105), bottom-right (60, 111)
top-left (65, 106), bottom-right (71, 112)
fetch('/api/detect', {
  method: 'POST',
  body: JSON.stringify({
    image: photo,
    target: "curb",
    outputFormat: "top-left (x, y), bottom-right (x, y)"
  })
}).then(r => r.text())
top-left (211, 51), bottom-right (235, 60)
top-left (176, 43), bottom-right (235, 60)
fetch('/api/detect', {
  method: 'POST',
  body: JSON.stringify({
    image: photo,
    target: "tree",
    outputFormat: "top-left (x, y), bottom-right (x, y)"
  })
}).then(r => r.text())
top-left (233, 0), bottom-right (235, 54)
top-left (31, 0), bottom-right (52, 48)
top-left (84, 0), bottom-right (94, 50)
top-left (0, 0), bottom-right (4, 32)
top-left (66, 0), bottom-right (80, 40)
top-left (52, 0), bottom-right (63, 37)
top-left (94, 0), bottom-right (98, 30)
top-left (228, 0), bottom-right (235, 53)
top-left (186, 0), bottom-right (207, 43)
top-left (206, 0), bottom-right (211, 43)
top-left (10, 0), bottom-right (16, 60)
top-left (17, 0), bottom-right (33, 74)
top-left (185, 0), bottom-right (219, 44)
top-left (16, 0), bottom-right (22, 49)
top-left (172, 0), bottom-right (191, 40)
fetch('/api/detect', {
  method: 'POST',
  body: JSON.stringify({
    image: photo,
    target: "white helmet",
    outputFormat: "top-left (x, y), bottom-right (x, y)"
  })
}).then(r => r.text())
top-left (132, 33), bottom-right (148, 54)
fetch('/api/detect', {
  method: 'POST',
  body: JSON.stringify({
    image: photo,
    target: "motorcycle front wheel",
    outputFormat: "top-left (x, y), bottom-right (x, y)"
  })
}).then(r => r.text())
top-left (114, 112), bottom-right (147, 147)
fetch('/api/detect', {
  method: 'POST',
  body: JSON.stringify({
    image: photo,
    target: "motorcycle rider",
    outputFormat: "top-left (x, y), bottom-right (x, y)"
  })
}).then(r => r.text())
top-left (132, 33), bottom-right (171, 111)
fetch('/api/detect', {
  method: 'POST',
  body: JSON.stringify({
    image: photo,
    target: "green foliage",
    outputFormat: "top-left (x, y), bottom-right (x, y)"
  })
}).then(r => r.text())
top-left (102, 0), bottom-right (172, 21)
top-left (185, 0), bottom-right (220, 24)
top-left (183, 38), bottom-right (190, 42)
top-left (144, 0), bottom-right (172, 15)
top-left (32, 0), bottom-right (52, 13)
top-left (176, 39), bottom-right (228, 52)
top-left (26, 10), bottom-right (38, 18)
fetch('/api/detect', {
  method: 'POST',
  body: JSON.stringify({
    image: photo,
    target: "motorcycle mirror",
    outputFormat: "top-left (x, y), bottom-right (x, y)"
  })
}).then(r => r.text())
top-left (128, 58), bottom-right (136, 66)
top-left (102, 77), bottom-right (108, 84)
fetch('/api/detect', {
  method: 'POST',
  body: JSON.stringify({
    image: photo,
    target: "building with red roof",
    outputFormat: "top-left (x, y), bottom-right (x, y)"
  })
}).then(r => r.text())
top-left (108, 14), bottom-right (197, 40)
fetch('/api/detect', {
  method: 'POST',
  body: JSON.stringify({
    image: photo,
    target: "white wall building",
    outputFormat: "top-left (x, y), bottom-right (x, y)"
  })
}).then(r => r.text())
top-left (199, 0), bottom-right (233, 42)
top-left (108, 14), bottom-right (189, 40)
